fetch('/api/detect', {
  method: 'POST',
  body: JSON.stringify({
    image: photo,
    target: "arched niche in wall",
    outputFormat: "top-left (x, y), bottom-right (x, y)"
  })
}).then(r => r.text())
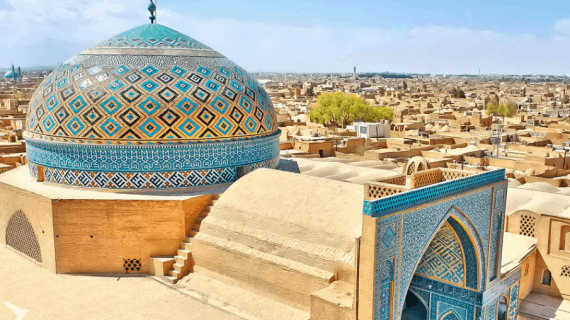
top-left (507, 210), bottom-right (540, 238)
top-left (5, 210), bottom-right (42, 263)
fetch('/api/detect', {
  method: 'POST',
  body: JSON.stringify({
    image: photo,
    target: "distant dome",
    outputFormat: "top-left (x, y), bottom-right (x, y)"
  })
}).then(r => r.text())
top-left (4, 70), bottom-right (16, 79)
top-left (24, 23), bottom-right (280, 190)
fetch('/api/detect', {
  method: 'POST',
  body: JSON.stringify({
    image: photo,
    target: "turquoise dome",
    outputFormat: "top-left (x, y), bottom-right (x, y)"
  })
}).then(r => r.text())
top-left (24, 24), bottom-right (280, 190)
top-left (5, 70), bottom-right (16, 79)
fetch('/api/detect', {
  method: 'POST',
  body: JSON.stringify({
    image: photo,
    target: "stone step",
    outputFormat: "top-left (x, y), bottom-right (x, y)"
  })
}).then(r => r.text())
top-left (199, 216), bottom-right (352, 271)
top-left (191, 233), bottom-right (334, 310)
top-left (177, 249), bottom-right (191, 259)
top-left (183, 242), bottom-right (193, 251)
top-left (173, 262), bottom-right (188, 273)
top-left (177, 268), bottom-right (310, 320)
top-left (174, 256), bottom-right (186, 265)
top-left (188, 228), bottom-right (198, 237)
top-left (163, 275), bottom-right (178, 284)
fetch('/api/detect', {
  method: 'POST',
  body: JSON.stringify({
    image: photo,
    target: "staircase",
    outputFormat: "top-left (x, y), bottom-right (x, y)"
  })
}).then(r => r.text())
top-left (158, 194), bottom-right (219, 284)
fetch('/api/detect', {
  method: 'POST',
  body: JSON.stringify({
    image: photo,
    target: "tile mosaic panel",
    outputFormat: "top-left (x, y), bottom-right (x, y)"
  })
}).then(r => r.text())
top-left (26, 55), bottom-right (277, 144)
top-left (415, 223), bottom-right (465, 286)
top-left (26, 132), bottom-right (279, 172)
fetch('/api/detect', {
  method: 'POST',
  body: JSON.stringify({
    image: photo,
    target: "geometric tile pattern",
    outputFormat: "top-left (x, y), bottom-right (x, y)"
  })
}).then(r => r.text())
top-left (508, 284), bottom-right (518, 320)
top-left (365, 180), bottom-right (504, 317)
top-left (94, 24), bottom-right (213, 49)
top-left (363, 169), bottom-right (505, 217)
top-left (26, 132), bottom-right (279, 172)
top-left (26, 25), bottom-right (277, 145)
top-left (26, 60), bottom-right (277, 144)
top-left (30, 165), bottom-right (237, 189)
top-left (415, 222), bottom-right (465, 286)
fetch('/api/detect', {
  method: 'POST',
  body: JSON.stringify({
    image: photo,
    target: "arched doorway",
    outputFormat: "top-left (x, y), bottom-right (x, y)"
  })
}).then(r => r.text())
top-left (5, 210), bottom-right (42, 262)
top-left (400, 215), bottom-right (481, 320)
top-left (401, 290), bottom-right (427, 320)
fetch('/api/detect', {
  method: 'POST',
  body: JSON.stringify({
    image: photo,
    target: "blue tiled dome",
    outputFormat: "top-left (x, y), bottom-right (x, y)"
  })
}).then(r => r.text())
top-left (25, 24), bottom-right (280, 190)
top-left (5, 70), bottom-right (16, 79)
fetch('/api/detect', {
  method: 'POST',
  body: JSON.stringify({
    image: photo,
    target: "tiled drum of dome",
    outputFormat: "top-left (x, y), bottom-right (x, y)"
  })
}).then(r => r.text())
top-left (26, 62), bottom-right (277, 144)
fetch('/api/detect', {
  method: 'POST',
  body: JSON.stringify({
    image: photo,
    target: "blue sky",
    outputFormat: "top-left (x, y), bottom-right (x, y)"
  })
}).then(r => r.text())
top-left (1, 0), bottom-right (570, 74)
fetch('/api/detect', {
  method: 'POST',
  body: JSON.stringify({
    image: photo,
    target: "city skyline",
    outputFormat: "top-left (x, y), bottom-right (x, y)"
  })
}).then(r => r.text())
top-left (1, 0), bottom-right (570, 74)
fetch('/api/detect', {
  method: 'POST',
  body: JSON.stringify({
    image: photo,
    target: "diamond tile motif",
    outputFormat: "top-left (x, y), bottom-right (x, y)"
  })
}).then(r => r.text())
top-left (100, 118), bottom-right (122, 136)
top-left (126, 73), bottom-right (142, 83)
top-left (56, 77), bottom-right (69, 89)
top-left (54, 106), bottom-right (70, 123)
top-left (176, 98), bottom-right (198, 115)
top-left (158, 109), bottom-right (181, 126)
top-left (100, 96), bottom-right (122, 115)
top-left (87, 87), bottom-right (106, 102)
top-left (139, 118), bottom-right (162, 137)
top-left (140, 80), bottom-right (159, 92)
top-left (192, 88), bottom-right (211, 103)
top-left (108, 79), bottom-right (125, 92)
top-left (197, 67), bottom-right (211, 77)
top-left (114, 65), bottom-right (130, 76)
top-left (240, 96), bottom-right (253, 113)
top-left (66, 117), bottom-right (86, 135)
top-left (27, 59), bottom-right (278, 144)
top-left (138, 97), bottom-right (162, 116)
top-left (188, 73), bottom-right (203, 84)
top-left (45, 95), bottom-right (59, 112)
top-left (157, 73), bottom-right (174, 84)
top-left (121, 86), bottom-right (142, 103)
top-left (119, 107), bottom-right (142, 126)
top-left (42, 115), bottom-right (56, 133)
top-left (170, 66), bottom-right (188, 77)
top-left (157, 87), bottom-right (178, 103)
top-left (179, 118), bottom-right (200, 136)
top-left (215, 117), bottom-right (234, 135)
top-left (141, 65), bottom-right (159, 76)
top-left (59, 86), bottom-right (76, 101)
top-left (82, 107), bottom-right (103, 125)
top-left (174, 80), bottom-right (192, 93)
top-left (244, 116), bottom-right (258, 133)
top-left (68, 95), bottom-right (88, 113)
top-left (204, 80), bottom-right (220, 92)
top-left (210, 96), bottom-right (229, 114)
top-left (197, 108), bottom-right (216, 126)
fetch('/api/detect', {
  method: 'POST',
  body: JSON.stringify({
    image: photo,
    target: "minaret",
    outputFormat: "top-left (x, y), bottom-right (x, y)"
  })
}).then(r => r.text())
top-left (353, 66), bottom-right (357, 80)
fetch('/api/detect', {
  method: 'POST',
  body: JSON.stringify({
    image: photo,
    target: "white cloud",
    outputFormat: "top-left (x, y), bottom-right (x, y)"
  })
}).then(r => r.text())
top-left (554, 19), bottom-right (570, 35)
top-left (1, 1), bottom-right (570, 74)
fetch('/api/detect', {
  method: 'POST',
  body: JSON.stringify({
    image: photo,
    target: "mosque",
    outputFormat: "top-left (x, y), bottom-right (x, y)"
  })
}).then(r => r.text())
top-left (0, 2), bottom-right (541, 320)
top-left (4, 65), bottom-right (22, 83)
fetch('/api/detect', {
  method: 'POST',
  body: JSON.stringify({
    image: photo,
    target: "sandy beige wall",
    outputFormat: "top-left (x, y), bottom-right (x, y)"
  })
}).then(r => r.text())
top-left (52, 199), bottom-right (190, 274)
top-left (0, 182), bottom-right (56, 272)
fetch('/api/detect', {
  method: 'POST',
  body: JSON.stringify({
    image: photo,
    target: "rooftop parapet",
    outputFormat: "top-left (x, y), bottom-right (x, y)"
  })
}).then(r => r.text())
top-left (364, 168), bottom-right (505, 217)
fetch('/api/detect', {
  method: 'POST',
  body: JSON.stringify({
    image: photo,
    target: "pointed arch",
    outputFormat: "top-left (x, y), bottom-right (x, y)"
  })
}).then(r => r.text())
top-left (398, 205), bottom-right (486, 318)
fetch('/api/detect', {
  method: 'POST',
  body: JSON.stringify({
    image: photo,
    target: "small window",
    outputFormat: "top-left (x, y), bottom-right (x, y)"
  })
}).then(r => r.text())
top-left (561, 266), bottom-right (570, 278)
top-left (542, 269), bottom-right (552, 286)
top-left (520, 214), bottom-right (536, 238)
top-left (360, 126), bottom-right (367, 134)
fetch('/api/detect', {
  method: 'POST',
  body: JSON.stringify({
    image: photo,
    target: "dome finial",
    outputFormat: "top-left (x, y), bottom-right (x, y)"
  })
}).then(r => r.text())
top-left (148, 0), bottom-right (157, 24)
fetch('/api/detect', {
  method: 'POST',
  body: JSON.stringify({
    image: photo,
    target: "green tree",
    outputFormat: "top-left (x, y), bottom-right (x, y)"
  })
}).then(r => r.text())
top-left (486, 103), bottom-right (511, 119)
top-left (309, 92), bottom-right (393, 127)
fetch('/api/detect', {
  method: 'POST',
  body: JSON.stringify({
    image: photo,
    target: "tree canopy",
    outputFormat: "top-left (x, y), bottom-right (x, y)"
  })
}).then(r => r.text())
top-left (309, 92), bottom-right (393, 127)
top-left (486, 103), bottom-right (511, 118)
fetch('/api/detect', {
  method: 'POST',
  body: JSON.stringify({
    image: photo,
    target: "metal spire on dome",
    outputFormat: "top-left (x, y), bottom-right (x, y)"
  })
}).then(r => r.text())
top-left (148, 0), bottom-right (157, 24)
